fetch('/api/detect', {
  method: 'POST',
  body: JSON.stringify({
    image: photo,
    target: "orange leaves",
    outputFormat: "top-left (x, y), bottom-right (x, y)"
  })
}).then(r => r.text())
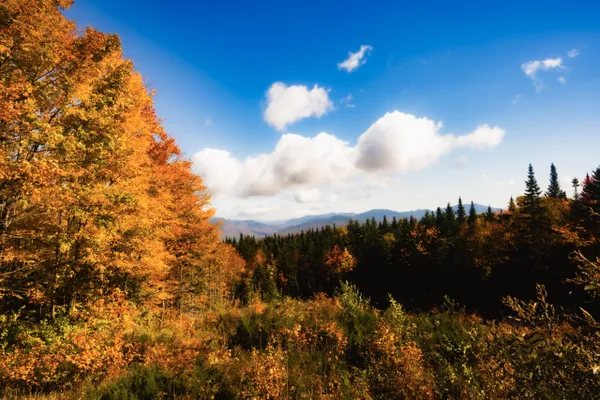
top-left (325, 245), bottom-right (356, 275)
top-left (0, 295), bottom-right (139, 389)
top-left (368, 322), bottom-right (434, 399)
top-left (0, 0), bottom-right (226, 317)
top-left (240, 345), bottom-right (288, 399)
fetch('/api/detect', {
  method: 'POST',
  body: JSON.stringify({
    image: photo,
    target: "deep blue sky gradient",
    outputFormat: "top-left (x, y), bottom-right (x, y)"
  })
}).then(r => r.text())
top-left (65, 0), bottom-right (600, 218)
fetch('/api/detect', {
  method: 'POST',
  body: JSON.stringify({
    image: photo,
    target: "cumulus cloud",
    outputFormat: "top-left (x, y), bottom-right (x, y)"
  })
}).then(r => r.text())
top-left (191, 149), bottom-right (241, 194)
top-left (193, 132), bottom-right (356, 198)
top-left (193, 111), bottom-right (505, 200)
top-left (356, 112), bottom-right (504, 172)
top-left (264, 82), bottom-right (333, 131)
top-left (338, 45), bottom-right (373, 72)
top-left (558, 76), bottom-right (567, 84)
top-left (568, 48), bottom-right (580, 58)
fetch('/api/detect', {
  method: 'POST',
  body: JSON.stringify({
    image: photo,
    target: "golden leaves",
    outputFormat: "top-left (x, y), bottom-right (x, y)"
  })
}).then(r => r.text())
top-left (325, 245), bottom-right (356, 275)
top-left (0, 0), bottom-right (222, 315)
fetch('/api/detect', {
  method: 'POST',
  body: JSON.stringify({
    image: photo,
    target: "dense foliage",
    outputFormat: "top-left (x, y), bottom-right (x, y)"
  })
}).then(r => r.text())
top-left (1, 1), bottom-right (599, 398)
top-left (230, 164), bottom-right (600, 318)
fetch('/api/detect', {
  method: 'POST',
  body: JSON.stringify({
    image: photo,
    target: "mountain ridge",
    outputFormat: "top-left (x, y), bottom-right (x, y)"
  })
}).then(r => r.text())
top-left (214, 204), bottom-right (500, 238)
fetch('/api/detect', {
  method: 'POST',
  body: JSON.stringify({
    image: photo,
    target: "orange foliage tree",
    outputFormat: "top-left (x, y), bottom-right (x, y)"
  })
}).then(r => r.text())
top-left (0, 0), bottom-right (232, 320)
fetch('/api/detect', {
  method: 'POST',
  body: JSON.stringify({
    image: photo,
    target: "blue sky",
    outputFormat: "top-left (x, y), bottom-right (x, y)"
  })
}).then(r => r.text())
top-left (65, 0), bottom-right (600, 220)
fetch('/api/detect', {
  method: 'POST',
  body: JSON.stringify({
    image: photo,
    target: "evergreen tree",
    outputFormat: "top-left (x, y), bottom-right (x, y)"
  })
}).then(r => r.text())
top-left (572, 178), bottom-right (580, 201)
top-left (508, 196), bottom-right (516, 212)
top-left (445, 203), bottom-right (456, 224)
top-left (485, 206), bottom-right (495, 222)
top-left (381, 215), bottom-right (389, 232)
top-left (581, 167), bottom-right (600, 212)
top-left (435, 207), bottom-right (445, 228)
top-left (546, 163), bottom-right (565, 198)
top-left (523, 164), bottom-right (543, 215)
top-left (468, 201), bottom-right (477, 226)
top-left (457, 197), bottom-right (466, 225)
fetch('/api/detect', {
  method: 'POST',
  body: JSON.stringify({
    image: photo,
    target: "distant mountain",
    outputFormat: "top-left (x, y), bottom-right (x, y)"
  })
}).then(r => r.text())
top-left (271, 212), bottom-right (355, 230)
top-left (213, 204), bottom-right (501, 239)
top-left (211, 218), bottom-right (278, 238)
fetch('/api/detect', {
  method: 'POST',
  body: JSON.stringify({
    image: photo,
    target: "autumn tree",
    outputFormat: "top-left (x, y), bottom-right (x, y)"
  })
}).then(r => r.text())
top-left (326, 245), bottom-right (357, 276)
top-left (0, 0), bottom-right (223, 318)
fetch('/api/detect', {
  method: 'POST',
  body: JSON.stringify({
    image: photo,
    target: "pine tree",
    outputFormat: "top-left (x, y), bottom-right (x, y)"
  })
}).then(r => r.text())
top-left (456, 197), bottom-right (466, 225)
top-left (572, 178), bottom-right (580, 201)
top-left (435, 207), bottom-right (445, 228)
top-left (546, 163), bottom-right (564, 198)
top-left (445, 203), bottom-right (456, 223)
top-left (523, 164), bottom-right (543, 215)
top-left (485, 206), bottom-right (495, 222)
top-left (381, 215), bottom-right (389, 232)
top-left (508, 196), bottom-right (516, 212)
top-left (581, 167), bottom-right (600, 212)
top-left (468, 201), bottom-right (477, 226)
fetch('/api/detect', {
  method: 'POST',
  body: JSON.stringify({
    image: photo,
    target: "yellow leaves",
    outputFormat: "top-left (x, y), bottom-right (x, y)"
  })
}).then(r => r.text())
top-left (0, 44), bottom-right (10, 57)
top-left (1, 0), bottom-right (221, 308)
top-left (0, 303), bottom-right (137, 388)
top-left (368, 322), bottom-right (434, 399)
top-left (58, 240), bottom-right (71, 255)
top-left (241, 345), bottom-right (288, 400)
top-left (325, 245), bottom-right (356, 274)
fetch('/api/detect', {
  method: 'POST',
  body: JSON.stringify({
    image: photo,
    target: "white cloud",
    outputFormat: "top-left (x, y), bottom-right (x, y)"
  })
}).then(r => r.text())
top-left (193, 132), bottom-right (356, 197)
top-left (356, 112), bottom-right (504, 172)
top-left (512, 94), bottom-right (521, 104)
top-left (558, 76), bottom-right (567, 84)
top-left (191, 149), bottom-right (242, 194)
top-left (542, 58), bottom-right (563, 69)
top-left (521, 57), bottom-right (570, 92)
top-left (205, 118), bottom-right (213, 126)
top-left (193, 111), bottom-right (505, 200)
top-left (453, 124), bottom-right (505, 149)
top-left (568, 48), bottom-right (580, 58)
top-left (340, 94), bottom-right (356, 108)
top-left (264, 82), bottom-right (333, 131)
top-left (522, 57), bottom-right (563, 78)
top-left (338, 45), bottom-right (373, 72)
